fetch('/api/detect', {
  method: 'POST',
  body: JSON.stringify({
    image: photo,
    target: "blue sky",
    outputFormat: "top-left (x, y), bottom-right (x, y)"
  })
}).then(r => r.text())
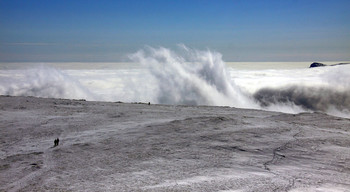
top-left (0, 0), bottom-right (349, 62)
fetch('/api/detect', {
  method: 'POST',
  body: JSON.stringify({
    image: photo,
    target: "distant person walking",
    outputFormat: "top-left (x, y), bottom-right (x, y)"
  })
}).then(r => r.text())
top-left (54, 138), bottom-right (60, 147)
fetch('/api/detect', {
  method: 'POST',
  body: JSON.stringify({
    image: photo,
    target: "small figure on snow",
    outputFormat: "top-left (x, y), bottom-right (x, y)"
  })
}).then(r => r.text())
top-left (54, 138), bottom-right (60, 147)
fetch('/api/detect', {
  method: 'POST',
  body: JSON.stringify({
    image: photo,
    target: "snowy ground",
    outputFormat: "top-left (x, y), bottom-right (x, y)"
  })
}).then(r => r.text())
top-left (0, 96), bottom-right (350, 192)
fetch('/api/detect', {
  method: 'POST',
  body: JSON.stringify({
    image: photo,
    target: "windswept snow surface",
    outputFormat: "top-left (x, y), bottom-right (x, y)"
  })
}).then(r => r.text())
top-left (0, 96), bottom-right (350, 191)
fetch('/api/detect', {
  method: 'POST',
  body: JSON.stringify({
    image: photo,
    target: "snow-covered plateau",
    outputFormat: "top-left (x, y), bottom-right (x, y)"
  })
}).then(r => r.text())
top-left (1, 96), bottom-right (349, 192)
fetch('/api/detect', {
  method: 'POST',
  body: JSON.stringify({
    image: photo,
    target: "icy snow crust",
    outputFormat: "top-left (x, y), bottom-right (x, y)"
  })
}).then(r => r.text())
top-left (1, 96), bottom-right (350, 191)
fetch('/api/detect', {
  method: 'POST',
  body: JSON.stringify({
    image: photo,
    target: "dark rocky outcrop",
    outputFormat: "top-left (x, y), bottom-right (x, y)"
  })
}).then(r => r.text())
top-left (309, 62), bottom-right (349, 68)
top-left (309, 62), bottom-right (326, 68)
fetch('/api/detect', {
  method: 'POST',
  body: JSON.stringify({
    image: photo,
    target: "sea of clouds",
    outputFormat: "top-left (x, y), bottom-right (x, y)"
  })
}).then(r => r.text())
top-left (0, 45), bottom-right (349, 118)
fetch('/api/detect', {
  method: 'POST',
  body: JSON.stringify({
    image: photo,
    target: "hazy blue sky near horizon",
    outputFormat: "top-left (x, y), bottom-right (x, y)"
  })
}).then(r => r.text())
top-left (0, 0), bottom-right (349, 62)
